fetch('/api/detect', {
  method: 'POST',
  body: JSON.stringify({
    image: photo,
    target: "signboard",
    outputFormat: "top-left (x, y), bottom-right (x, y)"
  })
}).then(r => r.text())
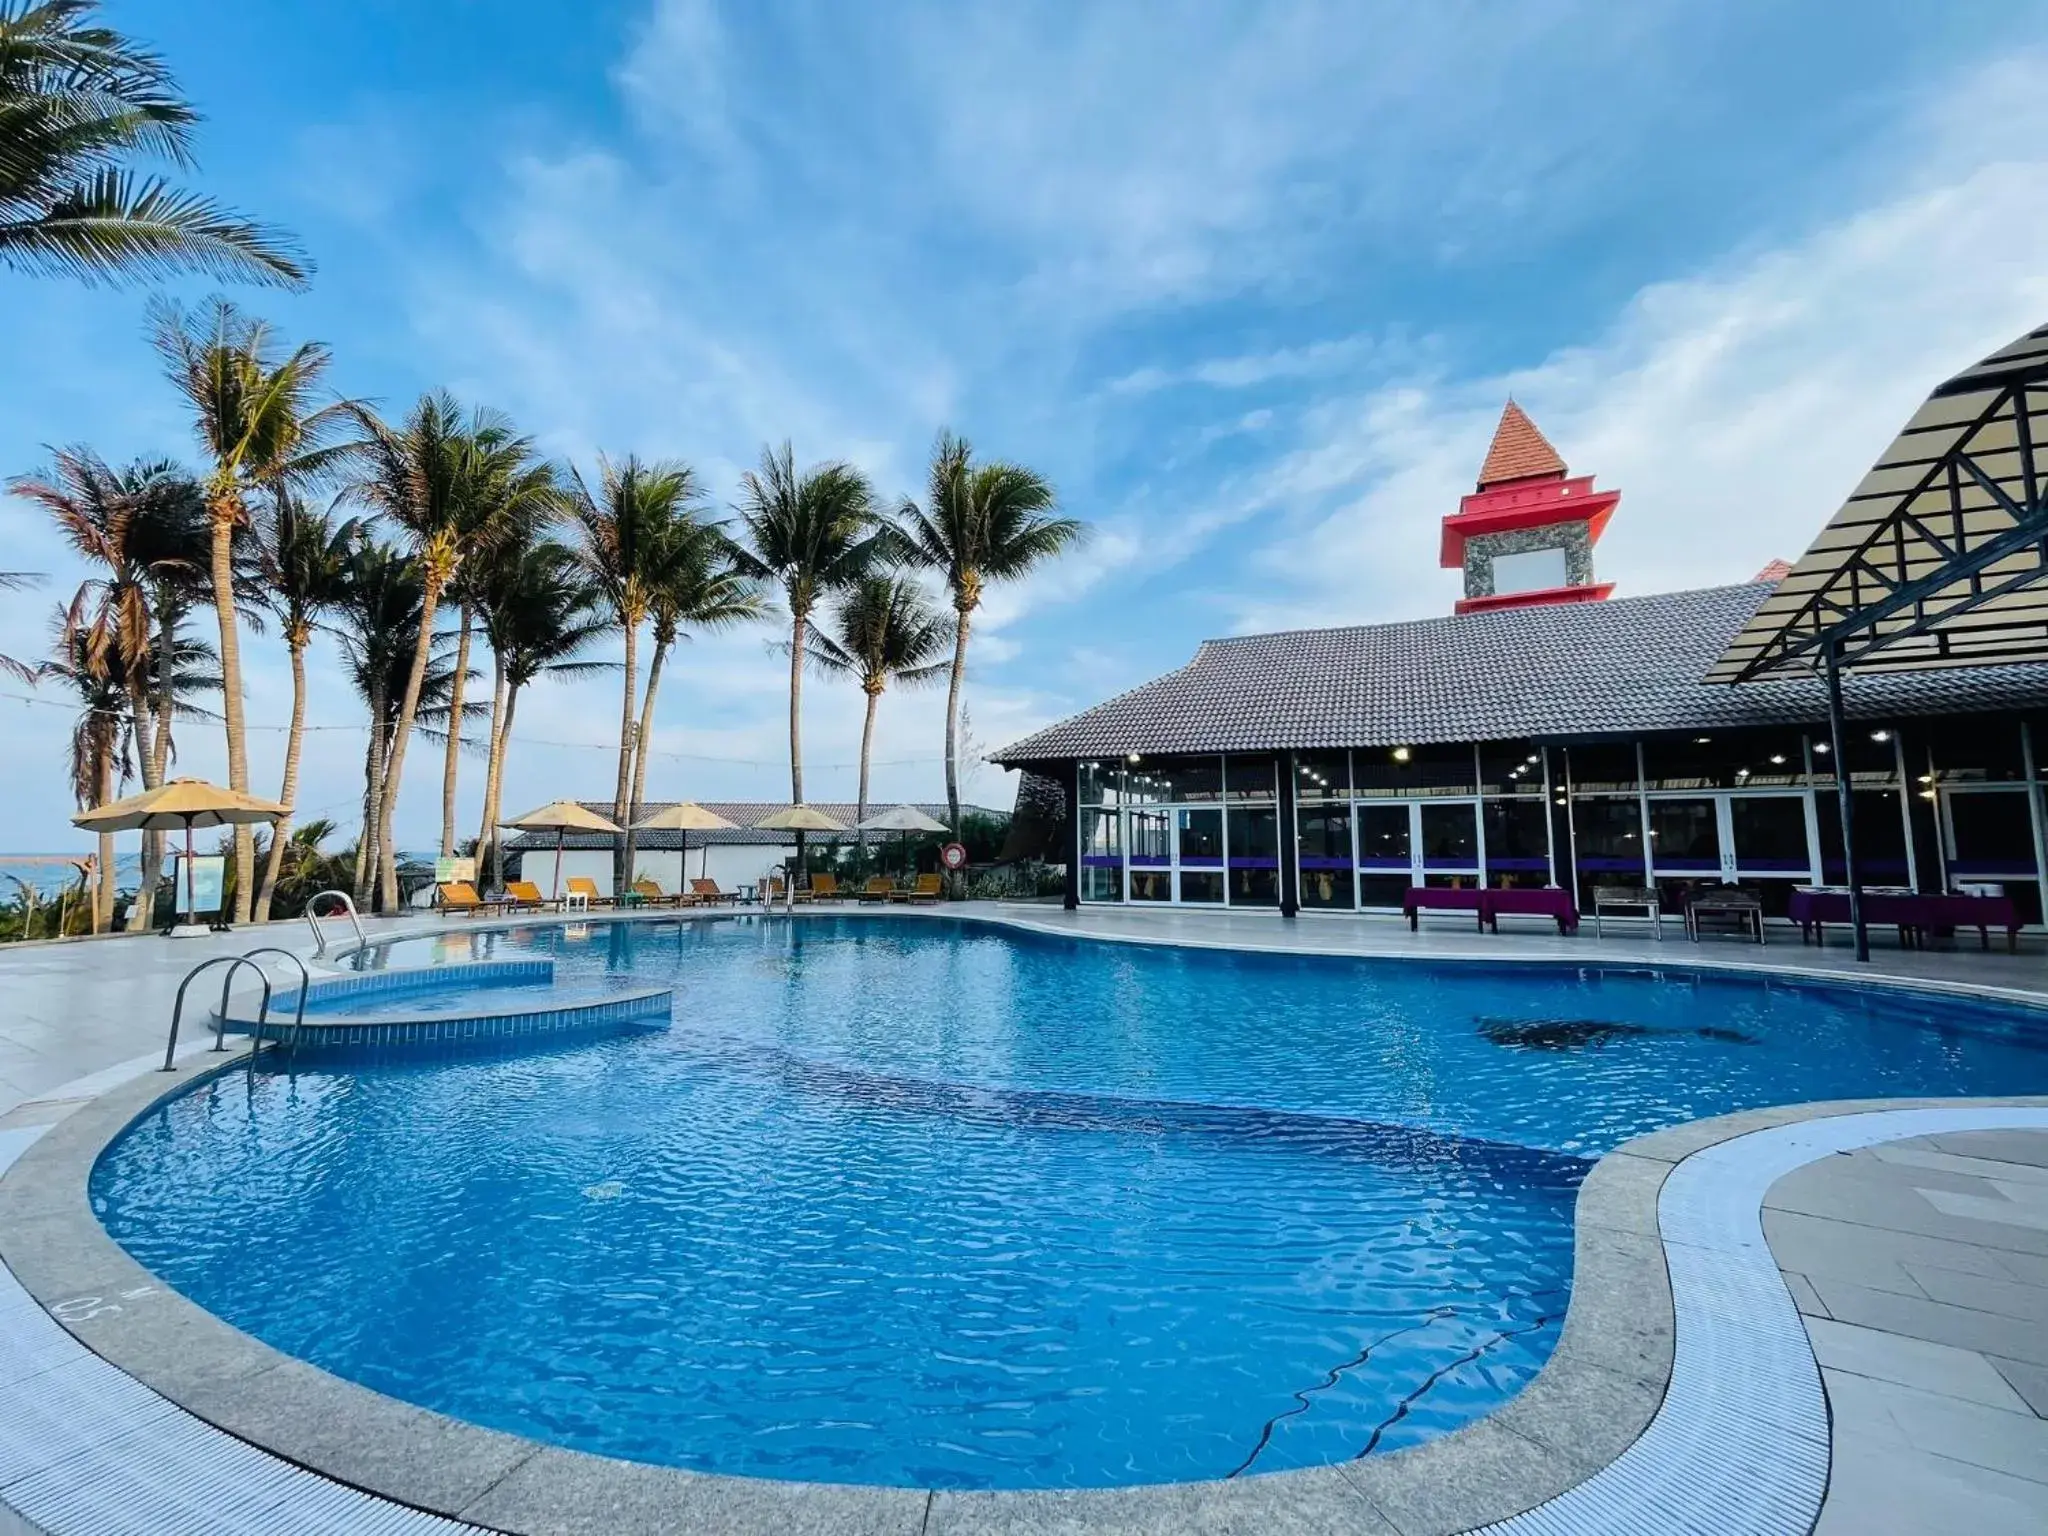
top-left (940, 842), bottom-right (968, 871)
top-left (435, 856), bottom-right (477, 884)
top-left (171, 854), bottom-right (226, 917)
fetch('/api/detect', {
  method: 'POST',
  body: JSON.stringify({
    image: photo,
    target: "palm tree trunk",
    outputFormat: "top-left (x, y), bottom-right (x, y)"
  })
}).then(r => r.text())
top-left (207, 498), bottom-right (254, 922)
top-left (254, 636), bottom-right (308, 921)
top-left (789, 609), bottom-right (807, 878)
top-left (123, 679), bottom-right (158, 933)
top-left (475, 652), bottom-right (506, 886)
top-left (611, 619), bottom-right (639, 894)
top-left (943, 606), bottom-right (971, 833)
top-left (356, 685), bottom-right (386, 907)
top-left (133, 606), bottom-right (178, 934)
top-left (487, 684), bottom-right (521, 889)
top-left (440, 600), bottom-right (472, 858)
top-left (94, 749), bottom-right (114, 934)
top-left (375, 587), bottom-right (443, 911)
top-left (624, 636), bottom-right (669, 884)
top-left (857, 682), bottom-right (880, 859)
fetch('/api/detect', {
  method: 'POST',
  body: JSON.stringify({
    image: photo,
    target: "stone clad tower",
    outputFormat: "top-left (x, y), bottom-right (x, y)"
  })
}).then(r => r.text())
top-left (1439, 402), bottom-right (1620, 614)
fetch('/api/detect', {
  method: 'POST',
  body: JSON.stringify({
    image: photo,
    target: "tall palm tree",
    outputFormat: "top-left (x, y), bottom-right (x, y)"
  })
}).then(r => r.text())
top-left (9, 450), bottom-right (209, 928)
top-left (898, 431), bottom-right (1078, 831)
top-left (473, 541), bottom-right (610, 888)
top-left (732, 442), bottom-right (889, 871)
top-left (0, 0), bottom-right (306, 287)
top-left (806, 574), bottom-right (954, 838)
top-left (250, 492), bottom-right (357, 920)
top-left (151, 297), bottom-right (351, 919)
top-left (623, 521), bottom-right (764, 876)
top-left (343, 393), bottom-right (548, 909)
top-left (562, 455), bottom-right (704, 891)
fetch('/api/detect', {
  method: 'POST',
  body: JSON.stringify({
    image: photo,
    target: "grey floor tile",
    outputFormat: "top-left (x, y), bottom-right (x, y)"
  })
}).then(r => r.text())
top-left (1814, 1441), bottom-right (2048, 1535)
top-left (1809, 1276), bottom-right (2048, 1366)
top-left (1919, 1185), bottom-right (2048, 1236)
top-left (1781, 1270), bottom-right (1829, 1318)
top-left (1927, 1131), bottom-right (2048, 1170)
top-left (1806, 1317), bottom-right (2030, 1410)
top-left (1763, 1207), bottom-right (1998, 1291)
top-left (1902, 1260), bottom-right (2048, 1324)
top-left (1770, 1177), bottom-right (2048, 1256)
top-left (1988, 1355), bottom-right (2048, 1418)
top-left (1874, 1144), bottom-right (2048, 1187)
top-left (1823, 1370), bottom-right (2048, 1484)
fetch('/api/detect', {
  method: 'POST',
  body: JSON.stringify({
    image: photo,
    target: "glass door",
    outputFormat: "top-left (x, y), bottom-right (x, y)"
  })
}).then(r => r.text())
top-left (1647, 797), bottom-right (1720, 877)
top-left (1728, 795), bottom-right (1813, 879)
top-left (1176, 807), bottom-right (1225, 903)
top-left (1128, 809), bottom-right (1171, 901)
top-left (1416, 800), bottom-right (1481, 887)
top-left (1355, 803), bottom-right (1411, 908)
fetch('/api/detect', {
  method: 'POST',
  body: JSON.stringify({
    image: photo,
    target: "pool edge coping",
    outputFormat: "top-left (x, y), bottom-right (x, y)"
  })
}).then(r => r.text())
top-left (1, 924), bottom-right (2046, 1532)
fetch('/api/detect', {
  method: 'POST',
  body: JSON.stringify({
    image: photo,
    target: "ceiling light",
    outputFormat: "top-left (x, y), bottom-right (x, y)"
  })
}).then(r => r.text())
top-left (1812, 742), bottom-right (1830, 755)
top-left (1525, 754), bottom-right (1539, 764)
top-left (1870, 730), bottom-right (1892, 743)
top-left (1769, 754), bottom-right (1786, 765)
top-left (1694, 736), bottom-right (1712, 744)
top-left (1127, 753), bottom-right (1141, 763)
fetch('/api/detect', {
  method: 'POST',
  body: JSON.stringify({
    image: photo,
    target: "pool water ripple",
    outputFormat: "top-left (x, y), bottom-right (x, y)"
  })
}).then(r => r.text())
top-left (91, 915), bottom-right (2048, 1490)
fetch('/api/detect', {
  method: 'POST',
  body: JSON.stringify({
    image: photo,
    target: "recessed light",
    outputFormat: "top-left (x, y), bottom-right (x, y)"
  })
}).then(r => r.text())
top-left (1392, 747), bottom-right (1411, 763)
top-left (1812, 742), bottom-right (1831, 755)
top-left (1870, 730), bottom-right (1892, 743)
top-left (1695, 736), bottom-right (1712, 744)
top-left (1769, 754), bottom-right (1786, 765)
top-left (1127, 753), bottom-right (1141, 763)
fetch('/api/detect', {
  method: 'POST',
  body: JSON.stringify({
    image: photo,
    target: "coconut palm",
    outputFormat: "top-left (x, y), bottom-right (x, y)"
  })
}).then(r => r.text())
top-left (151, 296), bottom-right (352, 919)
top-left (806, 574), bottom-right (954, 837)
top-left (0, 1), bottom-right (307, 287)
top-left (249, 492), bottom-right (357, 920)
top-left (562, 455), bottom-right (704, 891)
top-left (897, 432), bottom-right (1078, 833)
top-left (620, 521), bottom-right (764, 877)
top-left (342, 393), bottom-right (549, 909)
top-left (732, 442), bottom-right (889, 869)
top-left (9, 450), bottom-right (210, 927)
top-left (473, 541), bottom-right (610, 888)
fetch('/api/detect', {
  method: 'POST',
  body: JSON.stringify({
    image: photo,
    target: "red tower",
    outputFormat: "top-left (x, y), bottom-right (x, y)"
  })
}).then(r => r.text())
top-left (1439, 402), bottom-right (1620, 614)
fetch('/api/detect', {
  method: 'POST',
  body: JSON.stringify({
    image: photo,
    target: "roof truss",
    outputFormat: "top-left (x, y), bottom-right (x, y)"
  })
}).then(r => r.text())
top-left (1710, 324), bottom-right (2048, 683)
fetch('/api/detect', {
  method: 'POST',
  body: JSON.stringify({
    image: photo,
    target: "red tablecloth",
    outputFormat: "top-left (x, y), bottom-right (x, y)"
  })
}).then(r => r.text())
top-left (1402, 887), bottom-right (1579, 935)
top-left (1786, 888), bottom-right (2020, 951)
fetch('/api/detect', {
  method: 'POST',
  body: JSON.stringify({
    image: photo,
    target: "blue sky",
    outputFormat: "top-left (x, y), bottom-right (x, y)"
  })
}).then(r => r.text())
top-left (4, 0), bottom-right (2047, 854)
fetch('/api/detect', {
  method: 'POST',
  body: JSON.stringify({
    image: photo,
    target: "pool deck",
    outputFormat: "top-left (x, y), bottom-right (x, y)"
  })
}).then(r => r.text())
top-left (0, 903), bottom-right (2044, 1533)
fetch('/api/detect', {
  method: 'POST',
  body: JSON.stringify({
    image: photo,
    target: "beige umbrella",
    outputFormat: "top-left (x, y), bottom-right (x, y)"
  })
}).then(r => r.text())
top-left (72, 778), bottom-right (289, 930)
top-left (752, 805), bottom-right (849, 896)
top-left (503, 801), bottom-right (624, 901)
top-left (856, 804), bottom-right (949, 878)
top-left (632, 802), bottom-right (738, 885)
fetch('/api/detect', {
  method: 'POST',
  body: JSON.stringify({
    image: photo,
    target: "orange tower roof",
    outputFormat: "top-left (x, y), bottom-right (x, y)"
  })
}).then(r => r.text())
top-left (1476, 402), bottom-right (1567, 489)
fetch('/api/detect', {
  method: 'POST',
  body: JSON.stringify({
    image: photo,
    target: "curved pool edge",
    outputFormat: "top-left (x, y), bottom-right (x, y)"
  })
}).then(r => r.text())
top-left (5, 1053), bottom-right (2046, 1535)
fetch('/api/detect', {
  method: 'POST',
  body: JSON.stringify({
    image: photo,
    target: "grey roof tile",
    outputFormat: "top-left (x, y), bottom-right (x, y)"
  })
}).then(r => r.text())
top-left (504, 801), bottom-right (1000, 852)
top-left (993, 582), bottom-right (2048, 763)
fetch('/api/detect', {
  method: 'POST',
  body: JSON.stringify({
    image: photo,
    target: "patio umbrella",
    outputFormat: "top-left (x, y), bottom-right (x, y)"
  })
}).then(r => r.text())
top-left (856, 804), bottom-right (948, 876)
top-left (503, 801), bottom-right (624, 901)
top-left (752, 805), bottom-right (850, 897)
top-left (632, 802), bottom-right (738, 886)
top-left (72, 778), bottom-right (289, 933)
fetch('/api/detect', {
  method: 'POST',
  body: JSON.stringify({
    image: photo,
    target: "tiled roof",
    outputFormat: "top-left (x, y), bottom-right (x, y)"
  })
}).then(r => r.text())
top-left (505, 801), bottom-right (1002, 851)
top-left (1476, 402), bottom-right (1567, 487)
top-left (992, 582), bottom-right (2048, 763)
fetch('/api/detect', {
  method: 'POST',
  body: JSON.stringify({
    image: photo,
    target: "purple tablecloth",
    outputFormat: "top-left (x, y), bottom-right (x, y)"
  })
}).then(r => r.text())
top-left (1402, 887), bottom-right (1486, 930)
top-left (1485, 887), bottom-right (1581, 935)
top-left (1787, 888), bottom-right (2020, 951)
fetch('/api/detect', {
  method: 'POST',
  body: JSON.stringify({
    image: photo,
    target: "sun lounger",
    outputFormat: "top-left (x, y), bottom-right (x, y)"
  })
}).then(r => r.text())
top-left (857, 877), bottom-right (894, 903)
top-left (565, 877), bottom-right (617, 910)
top-left (687, 878), bottom-right (737, 905)
top-left (503, 880), bottom-right (554, 912)
top-left (438, 881), bottom-right (497, 917)
top-left (808, 873), bottom-right (843, 902)
top-left (887, 873), bottom-right (943, 904)
top-left (764, 876), bottom-right (814, 904)
top-left (630, 879), bottom-right (684, 908)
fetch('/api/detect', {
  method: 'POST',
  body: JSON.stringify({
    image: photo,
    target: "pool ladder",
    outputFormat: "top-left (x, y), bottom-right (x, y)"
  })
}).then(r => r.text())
top-left (162, 947), bottom-right (312, 1071)
top-left (303, 889), bottom-right (366, 957)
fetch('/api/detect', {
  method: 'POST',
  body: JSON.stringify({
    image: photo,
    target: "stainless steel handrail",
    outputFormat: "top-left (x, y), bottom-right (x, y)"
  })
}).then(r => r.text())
top-left (304, 889), bottom-right (366, 957)
top-left (236, 947), bottom-right (310, 1057)
top-left (163, 955), bottom-right (271, 1072)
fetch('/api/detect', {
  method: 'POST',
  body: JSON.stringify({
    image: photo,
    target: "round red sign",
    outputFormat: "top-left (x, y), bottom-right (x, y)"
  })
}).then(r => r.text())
top-left (940, 841), bottom-right (968, 871)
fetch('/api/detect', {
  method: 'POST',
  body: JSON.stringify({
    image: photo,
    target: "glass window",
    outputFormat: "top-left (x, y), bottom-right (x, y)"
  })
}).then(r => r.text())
top-left (1223, 754), bottom-right (1278, 802)
top-left (1419, 803), bottom-right (1478, 867)
top-left (1947, 789), bottom-right (2036, 877)
top-left (1930, 718), bottom-right (2026, 783)
top-left (1295, 751), bottom-right (1350, 801)
top-left (1816, 788), bottom-right (1911, 885)
top-left (1484, 799), bottom-right (1549, 886)
top-left (1643, 729), bottom-right (1805, 791)
top-left (1562, 743), bottom-right (1638, 794)
top-left (1355, 803), bottom-right (1410, 869)
top-left (1080, 809), bottom-right (1122, 903)
top-left (1078, 761), bottom-right (1122, 806)
top-left (1128, 808), bottom-right (1171, 902)
top-left (1729, 797), bottom-right (1812, 874)
top-left (1647, 798), bottom-right (1719, 870)
top-left (1571, 796), bottom-right (1646, 903)
top-left (1479, 740), bottom-right (1546, 797)
top-left (1296, 805), bottom-right (1353, 909)
top-left (1354, 741), bottom-right (1476, 797)
top-left (1123, 755), bottom-right (1220, 803)
top-left (1178, 870), bottom-right (1225, 903)
top-left (1358, 874), bottom-right (1410, 908)
top-left (1177, 807), bottom-right (1223, 863)
top-left (1227, 806), bottom-right (1279, 906)
top-left (1492, 545), bottom-right (1568, 595)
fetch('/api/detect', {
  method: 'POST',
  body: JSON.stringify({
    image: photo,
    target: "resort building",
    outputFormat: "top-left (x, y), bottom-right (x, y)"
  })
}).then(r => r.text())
top-left (996, 389), bottom-right (2048, 926)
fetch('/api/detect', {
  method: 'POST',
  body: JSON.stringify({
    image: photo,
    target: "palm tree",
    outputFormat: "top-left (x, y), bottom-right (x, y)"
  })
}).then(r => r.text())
top-left (250, 492), bottom-right (357, 920)
top-left (898, 432), bottom-right (1078, 832)
top-left (622, 521), bottom-right (764, 876)
top-left (151, 297), bottom-right (351, 919)
top-left (9, 451), bottom-right (209, 928)
top-left (0, 1), bottom-right (306, 287)
top-left (562, 455), bottom-right (704, 892)
top-left (806, 574), bottom-right (953, 837)
top-left (732, 442), bottom-right (889, 870)
top-left (473, 541), bottom-right (610, 888)
top-left (342, 393), bottom-right (549, 910)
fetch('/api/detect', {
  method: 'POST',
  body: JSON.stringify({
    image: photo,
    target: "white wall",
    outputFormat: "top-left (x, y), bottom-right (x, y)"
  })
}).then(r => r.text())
top-left (515, 845), bottom-right (793, 897)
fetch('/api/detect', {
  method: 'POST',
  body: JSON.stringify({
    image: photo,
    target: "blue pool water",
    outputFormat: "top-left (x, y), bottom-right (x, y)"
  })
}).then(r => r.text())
top-left (93, 916), bottom-right (2048, 1490)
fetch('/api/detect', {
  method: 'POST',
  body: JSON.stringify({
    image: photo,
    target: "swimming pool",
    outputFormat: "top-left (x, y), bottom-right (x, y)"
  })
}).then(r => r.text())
top-left (92, 914), bottom-right (2048, 1490)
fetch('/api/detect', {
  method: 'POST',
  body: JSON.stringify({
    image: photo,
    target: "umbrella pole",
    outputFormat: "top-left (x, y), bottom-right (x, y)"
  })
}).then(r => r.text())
top-left (553, 827), bottom-right (564, 903)
top-left (184, 822), bottom-right (196, 929)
